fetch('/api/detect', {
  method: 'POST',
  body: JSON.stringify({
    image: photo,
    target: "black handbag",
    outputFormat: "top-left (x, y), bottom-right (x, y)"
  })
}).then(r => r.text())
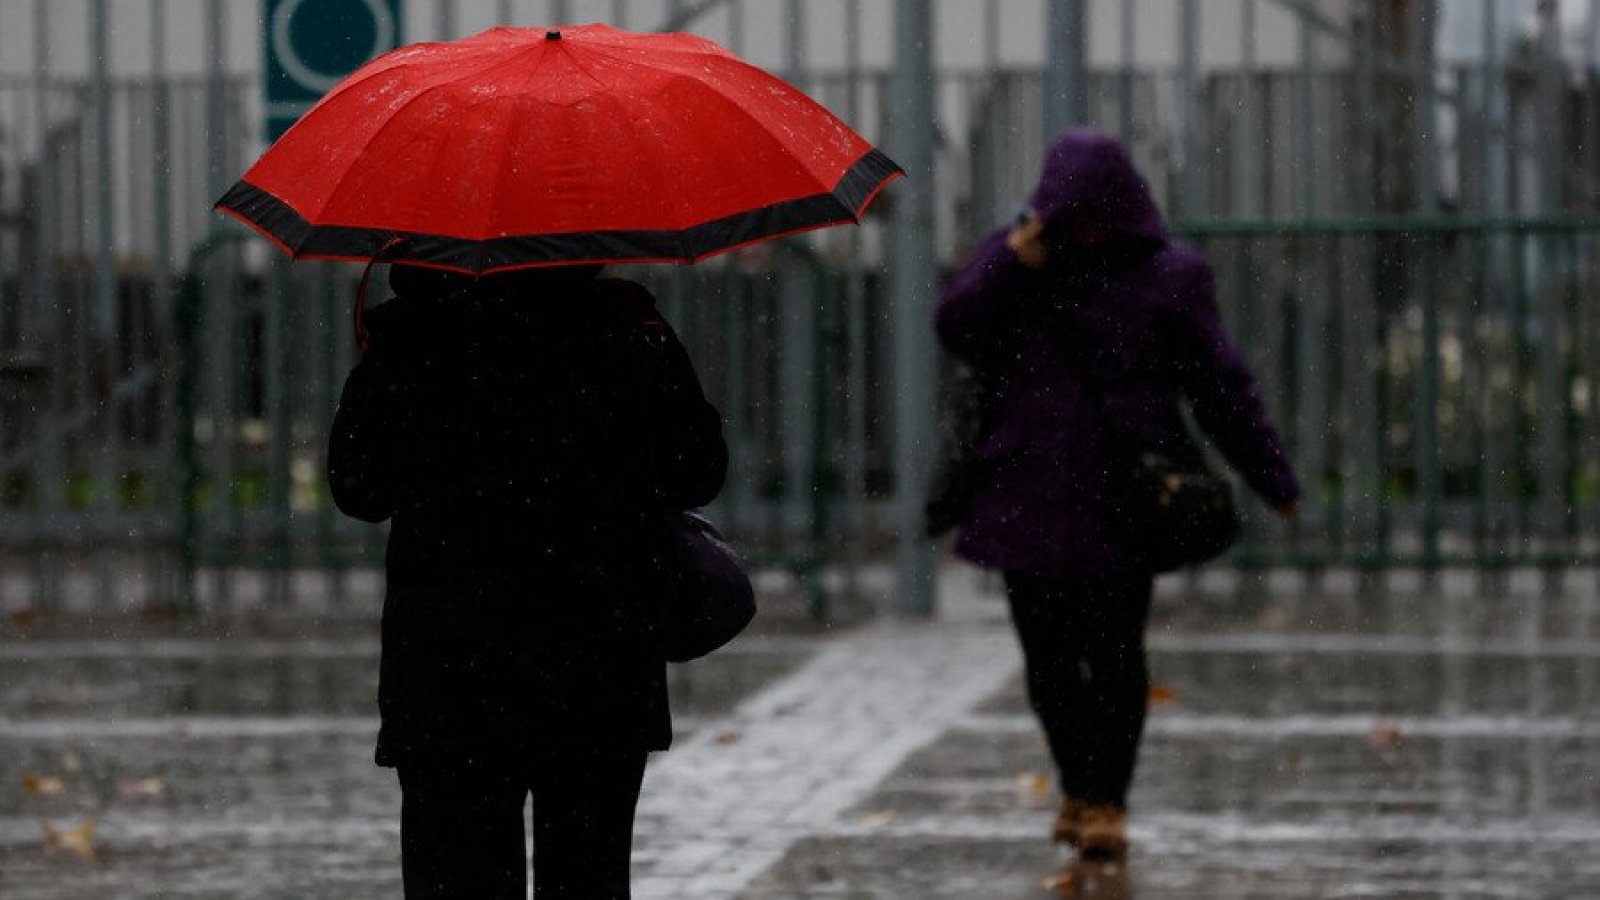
top-left (658, 510), bottom-right (756, 663)
top-left (629, 312), bottom-right (755, 663)
top-left (1074, 331), bottom-right (1240, 573)
top-left (1103, 445), bottom-right (1240, 574)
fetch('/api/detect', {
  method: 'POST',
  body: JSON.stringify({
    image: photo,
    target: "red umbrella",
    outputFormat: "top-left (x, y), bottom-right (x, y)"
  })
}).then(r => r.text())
top-left (215, 23), bottom-right (901, 274)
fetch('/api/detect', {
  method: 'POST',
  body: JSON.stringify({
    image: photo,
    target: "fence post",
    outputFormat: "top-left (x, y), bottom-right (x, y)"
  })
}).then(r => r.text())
top-left (1043, 0), bottom-right (1088, 139)
top-left (889, 0), bottom-right (938, 615)
top-left (1412, 0), bottom-right (1443, 572)
top-left (90, 0), bottom-right (119, 610)
top-left (29, 0), bottom-right (64, 610)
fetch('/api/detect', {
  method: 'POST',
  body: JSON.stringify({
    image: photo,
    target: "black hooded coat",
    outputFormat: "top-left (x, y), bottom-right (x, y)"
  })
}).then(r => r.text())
top-left (327, 267), bottom-right (727, 766)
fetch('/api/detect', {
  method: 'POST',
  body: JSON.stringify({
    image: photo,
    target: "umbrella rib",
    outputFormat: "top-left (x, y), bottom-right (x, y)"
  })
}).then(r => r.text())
top-left (547, 39), bottom-right (613, 93)
top-left (574, 35), bottom-right (739, 68)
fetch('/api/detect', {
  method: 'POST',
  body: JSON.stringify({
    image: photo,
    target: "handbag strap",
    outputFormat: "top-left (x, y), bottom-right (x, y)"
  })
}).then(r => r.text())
top-left (1059, 304), bottom-right (1203, 470)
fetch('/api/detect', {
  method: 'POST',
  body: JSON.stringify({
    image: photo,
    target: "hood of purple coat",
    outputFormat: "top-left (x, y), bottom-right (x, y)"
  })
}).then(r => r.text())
top-left (1027, 129), bottom-right (1165, 241)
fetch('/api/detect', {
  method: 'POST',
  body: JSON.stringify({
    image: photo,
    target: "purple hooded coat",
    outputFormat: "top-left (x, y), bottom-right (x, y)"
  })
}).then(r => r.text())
top-left (935, 129), bottom-right (1301, 579)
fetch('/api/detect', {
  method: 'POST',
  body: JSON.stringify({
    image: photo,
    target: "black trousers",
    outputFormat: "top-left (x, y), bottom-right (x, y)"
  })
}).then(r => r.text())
top-left (397, 749), bottom-right (648, 899)
top-left (1004, 571), bottom-right (1155, 810)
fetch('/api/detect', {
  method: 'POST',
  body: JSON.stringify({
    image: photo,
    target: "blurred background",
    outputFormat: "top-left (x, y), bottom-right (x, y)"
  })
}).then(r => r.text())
top-left (0, 0), bottom-right (1596, 617)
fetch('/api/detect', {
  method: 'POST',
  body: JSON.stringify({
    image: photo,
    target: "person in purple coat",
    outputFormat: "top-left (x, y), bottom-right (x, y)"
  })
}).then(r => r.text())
top-left (935, 129), bottom-right (1301, 859)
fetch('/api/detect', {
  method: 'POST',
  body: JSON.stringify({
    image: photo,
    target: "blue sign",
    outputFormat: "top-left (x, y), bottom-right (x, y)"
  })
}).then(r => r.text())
top-left (265, 0), bottom-right (403, 141)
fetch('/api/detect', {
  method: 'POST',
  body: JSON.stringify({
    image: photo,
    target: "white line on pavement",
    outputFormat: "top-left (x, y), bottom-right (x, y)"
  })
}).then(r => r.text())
top-left (1146, 632), bottom-right (1600, 657)
top-left (0, 716), bottom-right (380, 740)
top-left (632, 620), bottom-right (1022, 899)
top-left (827, 812), bottom-right (1600, 844)
top-left (962, 712), bottom-right (1600, 740)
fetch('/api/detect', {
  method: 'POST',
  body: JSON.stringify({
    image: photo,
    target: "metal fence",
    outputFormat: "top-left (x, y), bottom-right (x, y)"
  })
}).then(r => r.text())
top-left (1, 0), bottom-right (1599, 616)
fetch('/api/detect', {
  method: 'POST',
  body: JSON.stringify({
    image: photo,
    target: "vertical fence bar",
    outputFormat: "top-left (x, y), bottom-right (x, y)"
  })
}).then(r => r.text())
top-left (152, 0), bottom-right (179, 607)
top-left (30, 0), bottom-right (62, 609)
top-left (1535, 1), bottom-right (1566, 569)
top-left (1178, 0), bottom-right (1201, 220)
top-left (1588, 3), bottom-right (1600, 580)
top-left (1512, 228), bottom-right (1532, 555)
top-left (781, 0), bottom-right (808, 588)
top-left (806, 256), bottom-right (833, 616)
top-left (1296, 7), bottom-right (1317, 220)
top-left (1236, 0), bottom-right (1257, 219)
top-left (1043, 0), bottom-right (1087, 138)
top-left (1350, 3), bottom-right (1381, 571)
top-left (1562, 232), bottom-right (1583, 552)
top-left (842, 0), bottom-right (869, 598)
top-left (497, 0), bottom-right (513, 25)
top-left (890, 0), bottom-right (937, 614)
top-left (984, 0), bottom-right (999, 72)
top-left (1324, 232), bottom-right (1347, 560)
top-left (1118, 0), bottom-right (1135, 141)
top-left (176, 265), bottom-right (200, 615)
top-left (437, 0), bottom-right (455, 39)
top-left (779, 268), bottom-right (816, 566)
top-left (204, 0), bottom-right (235, 606)
top-left (550, 0), bottom-right (569, 25)
top-left (318, 269), bottom-right (346, 604)
top-left (1231, 0), bottom-right (1265, 572)
top-left (719, 269), bottom-right (746, 538)
top-left (90, 0), bottom-right (119, 609)
top-left (1476, 0), bottom-right (1507, 572)
top-left (265, 258), bottom-right (290, 606)
top-left (1412, 0), bottom-right (1442, 571)
top-left (1293, 6), bottom-right (1322, 568)
top-left (1590, 1), bottom-right (1600, 223)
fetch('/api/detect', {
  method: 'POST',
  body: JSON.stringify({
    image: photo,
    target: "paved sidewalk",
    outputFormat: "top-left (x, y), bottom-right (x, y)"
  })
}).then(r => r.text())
top-left (3, 566), bottom-right (1600, 897)
top-left (731, 570), bottom-right (1600, 898)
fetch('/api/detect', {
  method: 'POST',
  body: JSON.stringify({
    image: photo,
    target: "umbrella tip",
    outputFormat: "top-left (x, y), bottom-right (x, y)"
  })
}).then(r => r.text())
top-left (545, 29), bottom-right (562, 41)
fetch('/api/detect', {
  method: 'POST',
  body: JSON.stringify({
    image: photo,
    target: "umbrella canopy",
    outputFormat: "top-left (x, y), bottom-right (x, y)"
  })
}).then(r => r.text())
top-left (215, 23), bottom-right (901, 274)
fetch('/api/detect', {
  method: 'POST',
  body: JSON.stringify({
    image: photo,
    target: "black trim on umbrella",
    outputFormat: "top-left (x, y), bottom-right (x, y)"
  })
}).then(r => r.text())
top-left (214, 149), bottom-right (903, 273)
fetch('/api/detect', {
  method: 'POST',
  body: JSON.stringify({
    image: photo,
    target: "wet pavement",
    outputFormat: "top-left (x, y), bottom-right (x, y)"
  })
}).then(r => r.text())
top-left (2, 566), bottom-right (1599, 898)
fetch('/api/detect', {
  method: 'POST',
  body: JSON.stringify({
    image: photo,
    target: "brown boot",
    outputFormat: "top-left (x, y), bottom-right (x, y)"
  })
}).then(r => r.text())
top-left (1075, 804), bottom-right (1128, 861)
top-left (1051, 796), bottom-right (1087, 845)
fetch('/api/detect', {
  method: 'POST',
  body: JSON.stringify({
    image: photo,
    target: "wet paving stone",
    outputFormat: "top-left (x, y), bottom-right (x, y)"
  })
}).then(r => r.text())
top-left (0, 632), bottom-right (813, 899)
top-left (4, 577), bottom-right (1599, 897)
top-left (743, 830), bottom-right (1600, 899)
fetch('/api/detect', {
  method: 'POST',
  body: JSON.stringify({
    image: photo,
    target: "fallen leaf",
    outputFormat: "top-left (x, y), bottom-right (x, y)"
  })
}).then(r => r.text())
top-left (1147, 684), bottom-right (1179, 707)
top-left (1043, 870), bottom-right (1078, 895)
top-left (8, 608), bottom-right (38, 629)
top-left (1369, 718), bottom-right (1404, 750)
top-left (61, 752), bottom-right (82, 773)
top-left (857, 810), bottom-right (898, 829)
top-left (713, 730), bottom-right (741, 746)
top-left (117, 777), bottom-right (166, 800)
top-left (1014, 771), bottom-right (1052, 801)
top-left (22, 774), bottom-right (67, 797)
top-left (42, 819), bottom-right (97, 860)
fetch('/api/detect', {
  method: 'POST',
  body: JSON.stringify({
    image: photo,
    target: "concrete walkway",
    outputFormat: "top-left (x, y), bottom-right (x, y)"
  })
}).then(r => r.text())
top-left (2, 566), bottom-right (1599, 898)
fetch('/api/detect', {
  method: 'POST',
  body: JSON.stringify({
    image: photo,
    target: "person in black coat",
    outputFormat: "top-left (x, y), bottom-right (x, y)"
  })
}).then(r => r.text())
top-left (327, 263), bottom-right (727, 899)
